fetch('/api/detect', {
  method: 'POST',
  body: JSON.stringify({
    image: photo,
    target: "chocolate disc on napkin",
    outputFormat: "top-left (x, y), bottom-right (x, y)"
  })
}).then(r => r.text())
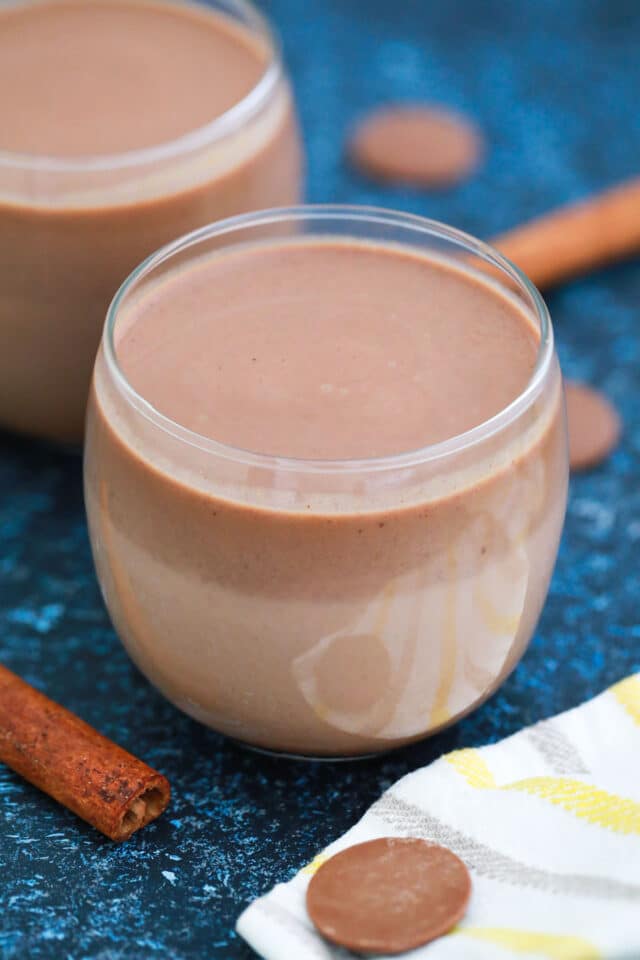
top-left (565, 380), bottom-right (621, 471)
top-left (306, 837), bottom-right (471, 954)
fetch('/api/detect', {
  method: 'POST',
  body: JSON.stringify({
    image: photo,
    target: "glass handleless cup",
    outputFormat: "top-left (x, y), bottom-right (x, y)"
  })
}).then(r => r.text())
top-left (0, 0), bottom-right (302, 443)
top-left (84, 206), bottom-right (568, 759)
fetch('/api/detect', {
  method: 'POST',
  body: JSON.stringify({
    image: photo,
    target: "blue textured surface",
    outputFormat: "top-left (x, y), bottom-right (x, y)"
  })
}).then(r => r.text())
top-left (1, 1), bottom-right (640, 957)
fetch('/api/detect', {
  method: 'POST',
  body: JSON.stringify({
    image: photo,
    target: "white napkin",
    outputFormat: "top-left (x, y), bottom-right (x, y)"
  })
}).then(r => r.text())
top-left (237, 675), bottom-right (640, 960)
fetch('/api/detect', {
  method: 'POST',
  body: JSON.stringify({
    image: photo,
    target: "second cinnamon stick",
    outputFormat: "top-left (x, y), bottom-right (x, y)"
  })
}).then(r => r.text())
top-left (493, 176), bottom-right (640, 289)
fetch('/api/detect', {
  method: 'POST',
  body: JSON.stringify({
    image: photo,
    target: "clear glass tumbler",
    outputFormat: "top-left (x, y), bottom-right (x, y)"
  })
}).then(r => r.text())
top-left (0, 0), bottom-right (302, 443)
top-left (84, 206), bottom-right (568, 758)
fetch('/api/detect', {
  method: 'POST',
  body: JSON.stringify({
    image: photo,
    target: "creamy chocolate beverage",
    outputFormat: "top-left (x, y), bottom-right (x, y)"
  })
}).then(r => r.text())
top-left (116, 242), bottom-right (540, 458)
top-left (0, 0), bottom-right (301, 442)
top-left (85, 214), bottom-right (568, 757)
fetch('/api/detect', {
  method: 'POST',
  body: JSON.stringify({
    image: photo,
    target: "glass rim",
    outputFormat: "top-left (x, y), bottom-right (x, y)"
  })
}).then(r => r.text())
top-left (103, 204), bottom-right (556, 476)
top-left (0, 0), bottom-right (282, 174)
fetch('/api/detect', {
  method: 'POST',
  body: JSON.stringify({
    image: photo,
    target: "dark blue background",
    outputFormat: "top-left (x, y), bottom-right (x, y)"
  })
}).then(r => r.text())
top-left (1, 1), bottom-right (639, 957)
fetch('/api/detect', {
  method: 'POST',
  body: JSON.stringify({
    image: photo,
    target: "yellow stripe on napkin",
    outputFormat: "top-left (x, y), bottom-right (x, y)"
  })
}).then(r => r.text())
top-left (446, 748), bottom-right (497, 788)
top-left (611, 675), bottom-right (640, 726)
top-left (459, 927), bottom-right (600, 959)
top-left (504, 777), bottom-right (640, 834)
top-left (446, 750), bottom-right (640, 834)
top-left (300, 853), bottom-right (329, 876)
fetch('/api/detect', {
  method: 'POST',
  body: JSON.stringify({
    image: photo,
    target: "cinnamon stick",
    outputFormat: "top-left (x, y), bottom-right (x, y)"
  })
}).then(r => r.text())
top-left (0, 664), bottom-right (170, 841)
top-left (492, 176), bottom-right (640, 290)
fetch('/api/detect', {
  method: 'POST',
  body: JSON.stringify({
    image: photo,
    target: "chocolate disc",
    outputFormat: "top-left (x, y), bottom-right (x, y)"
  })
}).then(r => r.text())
top-left (565, 380), bottom-right (621, 471)
top-left (347, 105), bottom-right (483, 187)
top-left (306, 837), bottom-right (471, 954)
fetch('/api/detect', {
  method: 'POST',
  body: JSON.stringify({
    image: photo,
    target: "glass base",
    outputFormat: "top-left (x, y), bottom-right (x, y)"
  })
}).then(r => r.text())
top-left (229, 737), bottom-right (391, 762)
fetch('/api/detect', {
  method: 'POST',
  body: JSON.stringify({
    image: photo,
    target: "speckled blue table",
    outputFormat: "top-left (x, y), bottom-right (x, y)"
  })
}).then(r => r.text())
top-left (1, 1), bottom-right (640, 957)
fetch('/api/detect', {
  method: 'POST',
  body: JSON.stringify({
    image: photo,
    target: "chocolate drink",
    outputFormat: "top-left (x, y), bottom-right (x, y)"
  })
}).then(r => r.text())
top-left (85, 231), bottom-right (568, 757)
top-left (0, 0), bottom-right (301, 441)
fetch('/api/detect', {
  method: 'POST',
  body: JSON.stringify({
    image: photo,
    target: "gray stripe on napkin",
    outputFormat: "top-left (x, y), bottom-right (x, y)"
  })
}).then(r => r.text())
top-left (371, 792), bottom-right (640, 901)
top-left (525, 719), bottom-right (590, 775)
